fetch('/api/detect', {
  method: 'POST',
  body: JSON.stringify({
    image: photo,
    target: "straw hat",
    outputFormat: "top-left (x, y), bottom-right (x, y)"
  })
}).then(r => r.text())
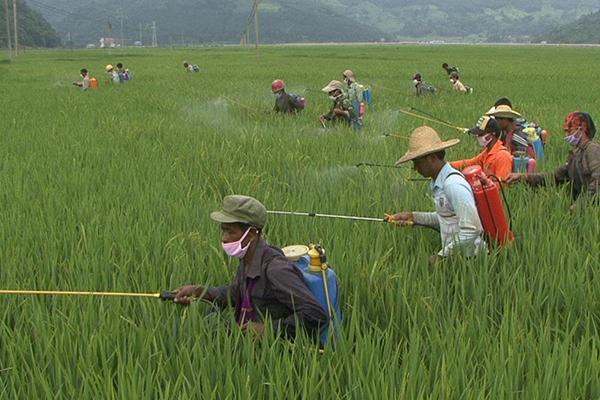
top-left (395, 126), bottom-right (460, 164)
top-left (343, 69), bottom-right (356, 82)
top-left (490, 105), bottom-right (521, 119)
top-left (322, 80), bottom-right (344, 93)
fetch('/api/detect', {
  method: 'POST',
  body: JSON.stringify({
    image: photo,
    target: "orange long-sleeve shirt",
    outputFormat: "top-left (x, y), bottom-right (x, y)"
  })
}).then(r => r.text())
top-left (451, 140), bottom-right (513, 181)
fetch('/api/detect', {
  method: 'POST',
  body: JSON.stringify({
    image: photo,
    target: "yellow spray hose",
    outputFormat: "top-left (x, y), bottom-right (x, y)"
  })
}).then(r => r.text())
top-left (320, 269), bottom-right (335, 324)
top-left (399, 108), bottom-right (467, 133)
top-left (0, 289), bottom-right (177, 300)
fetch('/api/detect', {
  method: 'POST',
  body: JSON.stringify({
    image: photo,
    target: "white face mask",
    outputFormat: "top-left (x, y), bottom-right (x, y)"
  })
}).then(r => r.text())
top-left (329, 95), bottom-right (337, 101)
top-left (413, 79), bottom-right (419, 85)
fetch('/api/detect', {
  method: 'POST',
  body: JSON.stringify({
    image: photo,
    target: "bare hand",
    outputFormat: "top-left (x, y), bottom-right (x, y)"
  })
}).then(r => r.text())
top-left (334, 108), bottom-right (349, 117)
top-left (242, 321), bottom-right (265, 336)
top-left (174, 285), bottom-right (204, 305)
top-left (385, 211), bottom-right (414, 225)
top-left (505, 173), bottom-right (524, 184)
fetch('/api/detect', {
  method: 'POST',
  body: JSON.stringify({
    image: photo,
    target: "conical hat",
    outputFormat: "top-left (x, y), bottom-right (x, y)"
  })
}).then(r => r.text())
top-left (396, 126), bottom-right (460, 164)
top-left (490, 105), bottom-right (521, 119)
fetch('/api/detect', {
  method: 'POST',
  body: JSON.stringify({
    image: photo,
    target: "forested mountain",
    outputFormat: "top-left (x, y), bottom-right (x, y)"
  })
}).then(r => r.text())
top-left (0, 0), bottom-right (60, 47)
top-left (29, 0), bottom-right (600, 45)
top-left (538, 10), bottom-right (600, 43)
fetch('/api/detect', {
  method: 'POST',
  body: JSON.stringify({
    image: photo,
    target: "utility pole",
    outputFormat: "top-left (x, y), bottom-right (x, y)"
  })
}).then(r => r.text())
top-left (12, 0), bottom-right (17, 55)
top-left (151, 21), bottom-right (157, 47)
top-left (120, 9), bottom-right (124, 47)
top-left (3, 0), bottom-right (12, 62)
top-left (254, 0), bottom-right (259, 50)
top-left (107, 19), bottom-right (112, 56)
top-left (139, 23), bottom-right (142, 45)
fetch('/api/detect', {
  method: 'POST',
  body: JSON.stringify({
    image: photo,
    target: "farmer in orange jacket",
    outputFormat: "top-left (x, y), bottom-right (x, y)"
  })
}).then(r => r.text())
top-left (451, 116), bottom-right (513, 181)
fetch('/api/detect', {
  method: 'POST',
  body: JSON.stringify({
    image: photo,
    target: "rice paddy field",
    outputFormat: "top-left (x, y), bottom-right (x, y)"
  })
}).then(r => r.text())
top-left (1, 44), bottom-right (600, 398)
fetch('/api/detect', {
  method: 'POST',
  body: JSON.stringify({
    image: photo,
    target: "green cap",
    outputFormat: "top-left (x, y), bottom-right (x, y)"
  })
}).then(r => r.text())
top-left (210, 195), bottom-right (267, 228)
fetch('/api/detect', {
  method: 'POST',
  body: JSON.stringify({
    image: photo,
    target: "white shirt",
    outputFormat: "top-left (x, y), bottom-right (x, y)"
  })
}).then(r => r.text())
top-left (413, 163), bottom-right (485, 257)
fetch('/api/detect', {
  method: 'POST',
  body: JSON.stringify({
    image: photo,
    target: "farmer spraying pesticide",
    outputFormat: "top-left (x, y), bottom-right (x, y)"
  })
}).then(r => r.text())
top-left (342, 69), bottom-right (367, 129)
top-left (173, 195), bottom-right (327, 341)
top-left (413, 73), bottom-right (436, 96)
top-left (451, 116), bottom-right (513, 182)
top-left (506, 112), bottom-right (600, 209)
top-left (73, 68), bottom-right (93, 91)
top-left (271, 79), bottom-right (304, 114)
top-left (319, 80), bottom-right (356, 128)
top-left (386, 127), bottom-right (486, 264)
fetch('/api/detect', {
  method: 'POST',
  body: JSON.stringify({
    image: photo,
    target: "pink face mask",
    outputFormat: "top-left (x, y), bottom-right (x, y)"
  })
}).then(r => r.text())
top-left (222, 227), bottom-right (253, 258)
top-left (477, 134), bottom-right (493, 148)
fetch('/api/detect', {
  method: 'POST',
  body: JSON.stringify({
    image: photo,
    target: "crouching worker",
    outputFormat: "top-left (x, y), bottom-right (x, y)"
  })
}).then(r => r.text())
top-left (451, 116), bottom-right (513, 181)
top-left (272, 79), bottom-right (304, 114)
top-left (506, 112), bottom-right (600, 209)
top-left (174, 195), bottom-right (327, 340)
top-left (386, 127), bottom-right (486, 264)
top-left (319, 80), bottom-right (355, 128)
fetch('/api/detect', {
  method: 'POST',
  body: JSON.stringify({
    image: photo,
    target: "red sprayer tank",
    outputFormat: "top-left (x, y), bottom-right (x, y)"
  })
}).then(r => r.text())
top-left (462, 165), bottom-right (515, 246)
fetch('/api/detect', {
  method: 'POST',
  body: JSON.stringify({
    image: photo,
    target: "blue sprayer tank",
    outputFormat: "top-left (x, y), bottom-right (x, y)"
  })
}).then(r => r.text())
top-left (291, 251), bottom-right (341, 347)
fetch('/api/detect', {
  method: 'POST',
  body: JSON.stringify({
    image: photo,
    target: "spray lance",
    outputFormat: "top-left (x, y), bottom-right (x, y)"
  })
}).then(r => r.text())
top-left (0, 289), bottom-right (179, 301)
top-left (267, 210), bottom-right (437, 230)
top-left (399, 107), bottom-right (468, 134)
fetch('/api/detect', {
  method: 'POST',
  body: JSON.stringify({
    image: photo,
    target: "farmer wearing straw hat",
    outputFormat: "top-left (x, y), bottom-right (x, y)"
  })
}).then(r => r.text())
top-left (174, 195), bottom-right (326, 338)
top-left (343, 69), bottom-right (364, 129)
top-left (105, 64), bottom-right (120, 84)
top-left (387, 127), bottom-right (485, 264)
top-left (451, 116), bottom-right (513, 181)
top-left (488, 105), bottom-right (533, 157)
top-left (506, 112), bottom-right (600, 209)
top-left (320, 80), bottom-right (356, 128)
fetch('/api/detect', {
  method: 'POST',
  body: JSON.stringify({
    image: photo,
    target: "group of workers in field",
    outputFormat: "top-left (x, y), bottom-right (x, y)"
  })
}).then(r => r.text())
top-left (272, 69), bottom-right (369, 130)
top-left (173, 108), bottom-right (599, 344)
top-left (69, 59), bottom-right (599, 346)
top-left (414, 62), bottom-right (472, 96)
top-left (73, 63), bottom-right (132, 91)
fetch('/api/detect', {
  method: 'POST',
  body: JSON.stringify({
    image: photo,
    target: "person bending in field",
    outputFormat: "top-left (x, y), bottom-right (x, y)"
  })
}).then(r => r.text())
top-left (451, 116), bottom-right (513, 181)
top-left (73, 68), bottom-right (90, 91)
top-left (506, 112), bottom-right (600, 209)
top-left (413, 73), bottom-right (436, 96)
top-left (319, 80), bottom-right (355, 128)
top-left (449, 72), bottom-right (473, 94)
top-left (387, 127), bottom-right (486, 265)
top-left (442, 62), bottom-right (459, 76)
top-left (105, 64), bottom-right (120, 84)
top-left (271, 79), bottom-right (303, 114)
top-left (183, 61), bottom-right (200, 72)
top-left (174, 195), bottom-right (326, 340)
top-left (116, 63), bottom-right (132, 81)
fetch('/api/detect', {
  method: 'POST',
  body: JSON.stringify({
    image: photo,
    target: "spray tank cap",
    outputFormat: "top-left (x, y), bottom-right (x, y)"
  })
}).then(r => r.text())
top-left (282, 245), bottom-right (309, 261)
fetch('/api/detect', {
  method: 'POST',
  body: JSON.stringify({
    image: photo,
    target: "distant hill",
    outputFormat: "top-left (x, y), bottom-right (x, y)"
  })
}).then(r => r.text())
top-left (30, 0), bottom-right (600, 45)
top-left (538, 10), bottom-right (600, 43)
top-left (0, 0), bottom-right (60, 47)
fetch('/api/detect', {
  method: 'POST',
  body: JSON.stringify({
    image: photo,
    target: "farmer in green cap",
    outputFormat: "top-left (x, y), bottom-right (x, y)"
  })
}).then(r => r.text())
top-left (319, 80), bottom-right (356, 128)
top-left (174, 195), bottom-right (326, 339)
